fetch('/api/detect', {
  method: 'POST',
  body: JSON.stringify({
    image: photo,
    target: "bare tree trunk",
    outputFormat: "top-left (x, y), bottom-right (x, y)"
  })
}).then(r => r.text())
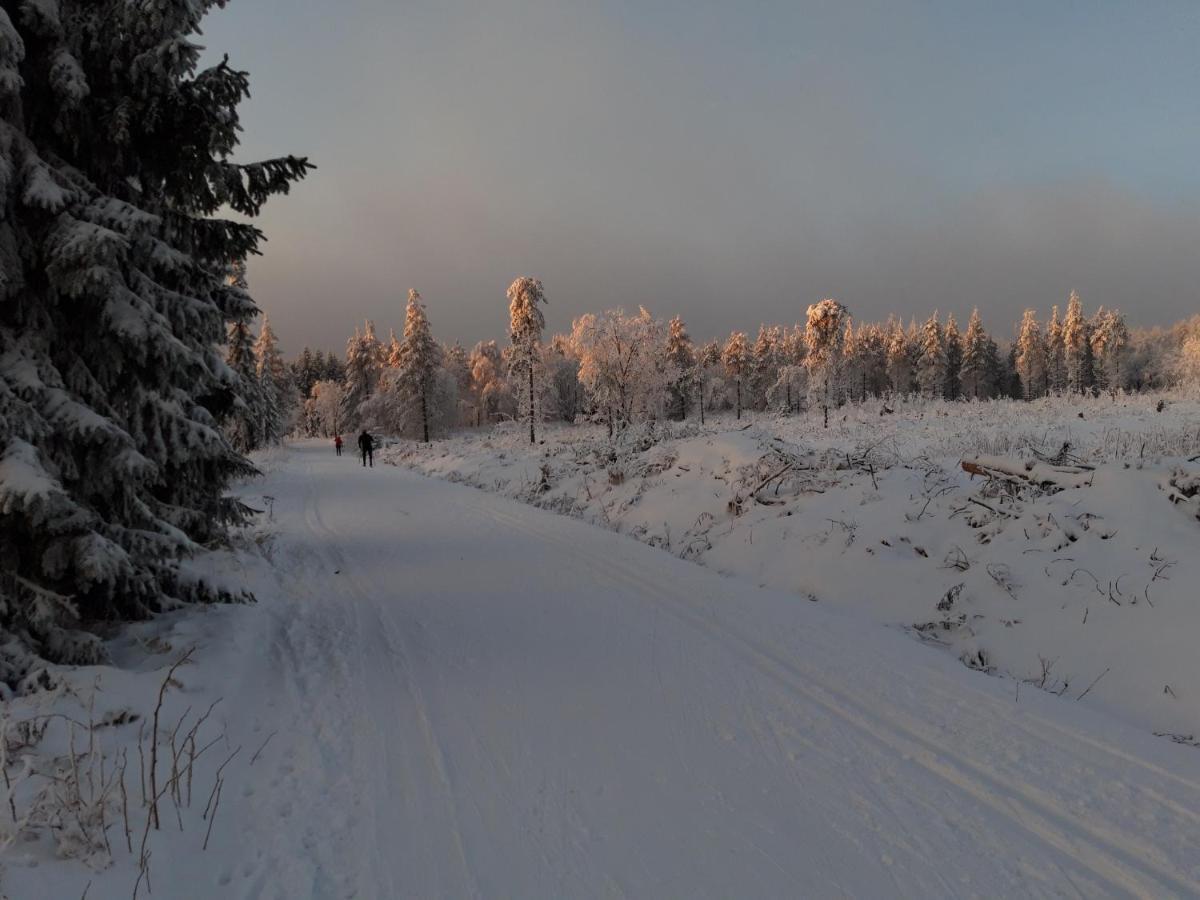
top-left (736, 379), bottom-right (742, 420)
top-left (421, 388), bottom-right (429, 443)
top-left (528, 364), bottom-right (535, 444)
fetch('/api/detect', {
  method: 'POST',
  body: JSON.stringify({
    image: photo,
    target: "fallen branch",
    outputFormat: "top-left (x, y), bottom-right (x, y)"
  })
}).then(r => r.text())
top-left (1076, 667), bottom-right (1111, 702)
top-left (961, 456), bottom-right (1091, 491)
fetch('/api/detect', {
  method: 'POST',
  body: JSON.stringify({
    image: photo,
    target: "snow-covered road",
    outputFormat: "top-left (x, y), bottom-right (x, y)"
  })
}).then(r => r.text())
top-left (214, 442), bottom-right (1200, 898)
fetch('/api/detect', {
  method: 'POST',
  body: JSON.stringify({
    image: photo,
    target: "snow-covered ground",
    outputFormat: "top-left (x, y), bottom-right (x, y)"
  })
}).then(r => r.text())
top-left (7, 436), bottom-right (1200, 898)
top-left (386, 393), bottom-right (1200, 743)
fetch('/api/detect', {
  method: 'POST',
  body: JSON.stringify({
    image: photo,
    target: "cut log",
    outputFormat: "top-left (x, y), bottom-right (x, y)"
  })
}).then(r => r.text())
top-left (961, 456), bottom-right (1092, 491)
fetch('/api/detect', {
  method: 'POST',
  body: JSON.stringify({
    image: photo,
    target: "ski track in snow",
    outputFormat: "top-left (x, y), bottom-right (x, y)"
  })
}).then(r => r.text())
top-left (192, 443), bottom-right (1200, 898)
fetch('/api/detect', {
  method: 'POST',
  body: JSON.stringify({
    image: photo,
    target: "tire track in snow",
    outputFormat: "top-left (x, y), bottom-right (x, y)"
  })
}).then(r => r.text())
top-left (471, 498), bottom-right (1200, 898)
top-left (300, 461), bottom-right (483, 900)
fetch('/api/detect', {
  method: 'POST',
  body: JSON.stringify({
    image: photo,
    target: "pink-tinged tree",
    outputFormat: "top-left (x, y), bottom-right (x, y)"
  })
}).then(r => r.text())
top-left (1015, 309), bottom-right (1047, 400)
top-left (508, 277), bottom-right (548, 444)
top-left (572, 307), bottom-right (675, 434)
top-left (722, 331), bottom-right (751, 420)
top-left (959, 309), bottom-right (990, 400)
top-left (805, 299), bottom-right (849, 427)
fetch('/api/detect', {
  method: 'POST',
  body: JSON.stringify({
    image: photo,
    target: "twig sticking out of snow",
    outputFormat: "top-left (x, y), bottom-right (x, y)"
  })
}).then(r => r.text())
top-left (1076, 667), bottom-right (1111, 702)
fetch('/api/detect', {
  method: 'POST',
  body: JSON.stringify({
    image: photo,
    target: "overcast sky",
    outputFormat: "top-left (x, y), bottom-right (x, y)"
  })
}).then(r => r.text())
top-left (202, 1), bottom-right (1200, 354)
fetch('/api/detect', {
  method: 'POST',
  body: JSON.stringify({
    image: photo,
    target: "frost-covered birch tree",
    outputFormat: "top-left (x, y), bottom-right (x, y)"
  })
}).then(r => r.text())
top-left (468, 340), bottom-right (512, 426)
top-left (306, 380), bottom-right (346, 437)
top-left (572, 308), bottom-right (674, 433)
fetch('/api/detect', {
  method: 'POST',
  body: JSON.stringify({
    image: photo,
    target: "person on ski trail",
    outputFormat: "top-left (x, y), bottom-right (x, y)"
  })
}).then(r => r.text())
top-left (334, 434), bottom-right (343, 456)
top-left (357, 430), bottom-right (375, 467)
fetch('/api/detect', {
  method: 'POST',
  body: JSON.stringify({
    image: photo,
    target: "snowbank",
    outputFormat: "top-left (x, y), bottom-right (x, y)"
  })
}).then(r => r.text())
top-left (385, 393), bottom-right (1200, 740)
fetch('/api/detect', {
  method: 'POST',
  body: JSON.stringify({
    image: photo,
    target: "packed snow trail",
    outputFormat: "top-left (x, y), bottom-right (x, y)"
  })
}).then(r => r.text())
top-left (208, 442), bottom-right (1200, 899)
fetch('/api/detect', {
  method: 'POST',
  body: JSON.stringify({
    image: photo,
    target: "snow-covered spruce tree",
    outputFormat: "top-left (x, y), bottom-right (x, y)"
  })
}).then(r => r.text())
top-left (321, 349), bottom-right (346, 384)
top-left (1015, 309), bottom-right (1047, 400)
top-left (841, 320), bottom-right (860, 402)
top-left (959, 309), bottom-right (990, 400)
top-left (1090, 308), bottom-right (1129, 396)
top-left (385, 327), bottom-right (402, 369)
top-left (443, 341), bottom-right (473, 424)
top-left (341, 321), bottom-right (383, 428)
top-left (1003, 342), bottom-right (1023, 399)
top-left (844, 322), bottom-right (881, 401)
top-left (696, 339), bottom-right (725, 424)
top-left (1063, 290), bottom-right (1092, 396)
top-left (507, 277), bottom-right (548, 443)
top-left (253, 314), bottom-right (292, 444)
top-left (986, 336), bottom-right (1008, 399)
top-left (546, 335), bottom-right (582, 423)
top-left (778, 325), bottom-right (807, 368)
top-left (749, 325), bottom-right (779, 412)
top-left (722, 331), bottom-right (750, 420)
top-left (804, 299), bottom-right (848, 427)
top-left (0, 3), bottom-right (310, 680)
top-left (1045, 305), bottom-right (1066, 395)
top-left (291, 346), bottom-right (319, 401)
top-left (885, 319), bottom-right (912, 397)
top-left (943, 313), bottom-right (962, 400)
top-left (224, 262), bottom-right (266, 451)
top-left (905, 319), bottom-right (924, 392)
top-left (665, 315), bottom-right (695, 420)
top-left (916, 313), bottom-right (946, 399)
top-left (394, 289), bottom-right (442, 442)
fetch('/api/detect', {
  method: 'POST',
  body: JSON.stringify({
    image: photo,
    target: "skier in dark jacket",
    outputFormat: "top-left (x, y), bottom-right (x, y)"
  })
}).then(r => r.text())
top-left (357, 430), bottom-right (375, 467)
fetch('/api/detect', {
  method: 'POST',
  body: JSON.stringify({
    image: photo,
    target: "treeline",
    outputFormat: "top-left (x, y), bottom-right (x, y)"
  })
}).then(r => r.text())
top-left (233, 283), bottom-right (1200, 448)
